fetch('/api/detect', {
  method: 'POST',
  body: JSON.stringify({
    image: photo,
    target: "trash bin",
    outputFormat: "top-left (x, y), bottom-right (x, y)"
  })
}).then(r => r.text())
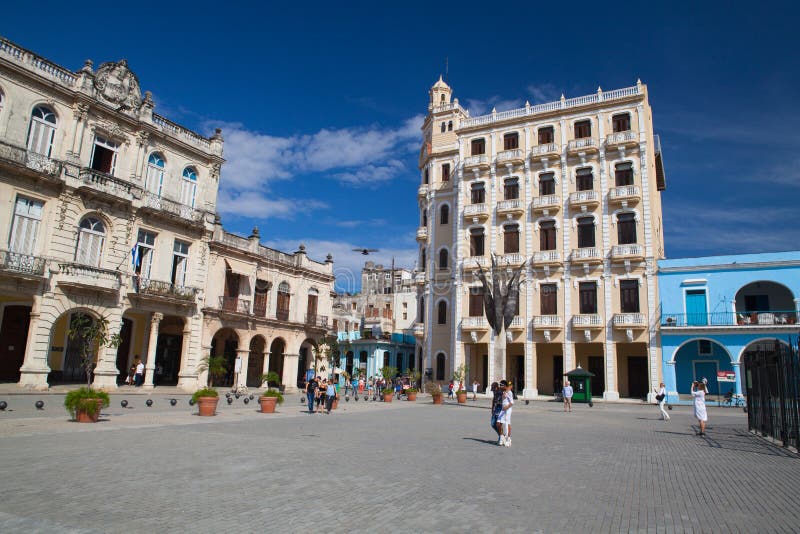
top-left (564, 366), bottom-right (595, 405)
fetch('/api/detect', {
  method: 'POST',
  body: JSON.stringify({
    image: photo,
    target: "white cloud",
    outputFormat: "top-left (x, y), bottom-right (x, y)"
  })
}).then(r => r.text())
top-left (526, 83), bottom-right (561, 104)
top-left (217, 190), bottom-right (328, 219)
top-left (334, 160), bottom-right (406, 187)
top-left (264, 238), bottom-right (417, 292)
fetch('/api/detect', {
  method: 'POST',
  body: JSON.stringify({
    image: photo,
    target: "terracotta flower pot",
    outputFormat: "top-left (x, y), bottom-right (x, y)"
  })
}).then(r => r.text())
top-left (259, 396), bottom-right (278, 413)
top-left (383, 393), bottom-right (393, 403)
top-left (432, 394), bottom-right (443, 405)
top-left (75, 399), bottom-right (104, 423)
top-left (407, 391), bottom-right (417, 401)
top-left (332, 398), bottom-right (339, 410)
top-left (198, 396), bottom-right (219, 416)
top-left (456, 392), bottom-right (467, 404)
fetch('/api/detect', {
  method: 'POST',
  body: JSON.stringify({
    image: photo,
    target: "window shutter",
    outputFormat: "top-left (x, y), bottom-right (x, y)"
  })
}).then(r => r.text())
top-left (173, 256), bottom-right (187, 286)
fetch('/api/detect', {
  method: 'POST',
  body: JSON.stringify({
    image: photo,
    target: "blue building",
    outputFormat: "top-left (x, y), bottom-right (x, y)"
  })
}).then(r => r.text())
top-left (658, 252), bottom-right (800, 403)
top-left (335, 333), bottom-right (416, 386)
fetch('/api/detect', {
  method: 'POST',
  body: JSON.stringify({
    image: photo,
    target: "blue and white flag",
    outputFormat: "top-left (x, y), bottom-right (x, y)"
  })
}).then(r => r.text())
top-left (131, 245), bottom-right (140, 270)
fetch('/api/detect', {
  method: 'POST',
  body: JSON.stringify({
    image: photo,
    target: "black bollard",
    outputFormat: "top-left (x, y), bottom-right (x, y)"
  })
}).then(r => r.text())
top-left (189, 398), bottom-right (195, 406)
top-left (243, 397), bottom-right (250, 404)
top-left (121, 400), bottom-right (129, 408)
top-left (0, 400), bottom-right (7, 410)
top-left (227, 397), bottom-right (233, 405)
top-left (145, 399), bottom-right (153, 407)
top-left (35, 400), bottom-right (44, 410)
top-left (170, 399), bottom-right (177, 406)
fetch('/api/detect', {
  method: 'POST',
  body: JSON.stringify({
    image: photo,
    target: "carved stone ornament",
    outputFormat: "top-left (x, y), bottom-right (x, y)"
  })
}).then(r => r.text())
top-left (93, 60), bottom-right (142, 111)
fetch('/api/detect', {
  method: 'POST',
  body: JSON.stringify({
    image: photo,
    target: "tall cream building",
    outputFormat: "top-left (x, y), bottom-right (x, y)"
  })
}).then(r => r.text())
top-left (416, 77), bottom-right (666, 400)
top-left (0, 38), bottom-right (334, 391)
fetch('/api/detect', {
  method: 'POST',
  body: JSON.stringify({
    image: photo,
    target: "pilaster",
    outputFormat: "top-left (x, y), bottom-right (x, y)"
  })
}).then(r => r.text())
top-left (18, 295), bottom-right (51, 390)
top-left (142, 312), bottom-right (163, 389)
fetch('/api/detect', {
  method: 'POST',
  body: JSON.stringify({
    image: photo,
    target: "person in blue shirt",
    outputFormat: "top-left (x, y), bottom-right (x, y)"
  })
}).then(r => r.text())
top-left (562, 380), bottom-right (574, 412)
top-left (325, 379), bottom-right (338, 414)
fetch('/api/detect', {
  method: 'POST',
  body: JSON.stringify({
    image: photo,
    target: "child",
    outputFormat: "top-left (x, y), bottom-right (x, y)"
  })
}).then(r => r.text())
top-left (496, 380), bottom-right (514, 446)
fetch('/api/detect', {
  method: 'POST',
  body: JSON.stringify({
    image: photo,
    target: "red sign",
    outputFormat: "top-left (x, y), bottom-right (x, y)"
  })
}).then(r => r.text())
top-left (717, 371), bottom-right (736, 382)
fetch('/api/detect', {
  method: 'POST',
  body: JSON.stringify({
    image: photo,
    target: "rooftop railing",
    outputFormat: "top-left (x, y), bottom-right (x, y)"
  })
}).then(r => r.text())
top-left (0, 37), bottom-right (77, 87)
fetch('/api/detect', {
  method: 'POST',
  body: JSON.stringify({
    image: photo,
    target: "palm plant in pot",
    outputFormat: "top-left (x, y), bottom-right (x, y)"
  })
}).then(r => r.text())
top-left (405, 368), bottom-right (421, 401)
top-left (194, 354), bottom-right (227, 416)
top-left (453, 363), bottom-right (469, 404)
top-left (379, 365), bottom-right (397, 403)
top-left (64, 313), bottom-right (121, 422)
top-left (258, 371), bottom-right (284, 413)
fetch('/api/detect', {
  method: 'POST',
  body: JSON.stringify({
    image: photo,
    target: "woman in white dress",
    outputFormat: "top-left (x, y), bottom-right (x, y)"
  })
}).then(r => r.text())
top-left (654, 382), bottom-right (670, 421)
top-left (691, 381), bottom-right (708, 436)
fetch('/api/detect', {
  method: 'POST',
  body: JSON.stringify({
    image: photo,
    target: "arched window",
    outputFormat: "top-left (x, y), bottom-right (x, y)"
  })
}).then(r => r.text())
top-left (145, 153), bottom-right (165, 196)
top-left (439, 248), bottom-right (448, 269)
top-left (276, 282), bottom-right (291, 321)
top-left (437, 300), bottom-right (447, 324)
top-left (181, 166), bottom-right (198, 207)
top-left (440, 94), bottom-right (445, 103)
top-left (440, 122), bottom-right (446, 133)
top-left (27, 106), bottom-right (57, 157)
top-left (76, 216), bottom-right (105, 267)
top-left (436, 353), bottom-right (446, 381)
top-left (422, 212), bottom-right (427, 227)
top-left (440, 205), bottom-right (449, 225)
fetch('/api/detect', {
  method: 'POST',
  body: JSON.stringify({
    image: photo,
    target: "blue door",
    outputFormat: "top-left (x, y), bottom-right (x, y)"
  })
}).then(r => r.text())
top-left (685, 290), bottom-right (707, 325)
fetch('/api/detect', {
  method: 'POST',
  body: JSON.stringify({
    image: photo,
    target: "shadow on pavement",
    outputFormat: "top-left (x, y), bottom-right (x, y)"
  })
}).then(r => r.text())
top-left (462, 437), bottom-right (501, 446)
top-left (655, 426), bottom-right (799, 459)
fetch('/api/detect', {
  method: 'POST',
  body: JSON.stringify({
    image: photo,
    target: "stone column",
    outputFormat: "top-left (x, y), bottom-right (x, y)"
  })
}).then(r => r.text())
top-left (143, 312), bottom-right (163, 389)
top-left (664, 360), bottom-right (677, 404)
top-left (176, 319), bottom-right (196, 391)
top-left (523, 342), bottom-right (538, 399)
top-left (18, 295), bottom-right (51, 390)
top-left (283, 353), bottom-right (299, 392)
top-left (603, 341), bottom-right (620, 401)
top-left (92, 312), bottom-right (124, 389)
top-left (236, 348), bottom-right (249, 388)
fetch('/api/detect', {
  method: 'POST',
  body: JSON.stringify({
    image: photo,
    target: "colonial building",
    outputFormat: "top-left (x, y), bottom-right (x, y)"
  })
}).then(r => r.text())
top-left (416, 77), bottom-right (666, 400)
top-left (658, 252), bottom-right (800, 403)
top-left (202, 225), bottom-right (335, 392)
top-left (0, 37), bottom-right (334, 391)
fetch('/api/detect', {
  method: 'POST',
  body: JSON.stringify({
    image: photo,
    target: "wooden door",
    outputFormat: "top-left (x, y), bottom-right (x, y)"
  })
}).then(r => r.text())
top-left (0, 306), bottom-right (31, 382)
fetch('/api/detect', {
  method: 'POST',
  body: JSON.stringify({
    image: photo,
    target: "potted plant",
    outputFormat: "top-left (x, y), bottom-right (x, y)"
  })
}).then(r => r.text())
top-left (258, 371), bottom-right (284, 413)
top-left (380, 365), bottom-right (397, 403)
top-left (64, 313), bottom-right (121, 423)
top-left (65, 387), bottom-right (110, 423)
top-left (192, 388), bottom-right (219, 416)
top-left (453, 363), bottom-right (469, 404)
top-left (193, 354), bottom-right (227, 416)
top-left (427, 382), bottom-right (443, 405)
top-left (405, 368), bottom-right (421, 401)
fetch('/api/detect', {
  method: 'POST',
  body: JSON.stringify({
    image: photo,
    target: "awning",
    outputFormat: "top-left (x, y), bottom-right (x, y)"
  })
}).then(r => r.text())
top-left (224, 258), bottom-right (254, 277)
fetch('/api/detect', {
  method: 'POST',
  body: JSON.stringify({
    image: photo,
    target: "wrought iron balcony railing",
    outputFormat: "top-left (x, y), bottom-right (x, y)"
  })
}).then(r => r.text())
top-left (305, 314), bottom-right (329, 328)
top-left (136, 278), bottom-right (197, 301)
top-left (0, 139), bottom-right (62, 177)
top-left (661, 311), bottom-right (798, 327)
top-left (219, 296), bottom-right (250, 314)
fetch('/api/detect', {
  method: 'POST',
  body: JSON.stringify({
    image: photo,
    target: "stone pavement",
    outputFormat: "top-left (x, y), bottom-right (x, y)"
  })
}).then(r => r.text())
top-left (0, 394), bottom-right (798, 533)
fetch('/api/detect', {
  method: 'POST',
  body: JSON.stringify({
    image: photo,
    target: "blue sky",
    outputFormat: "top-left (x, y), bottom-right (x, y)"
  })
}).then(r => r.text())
top-left (4, 1), bottom-right (799, 290)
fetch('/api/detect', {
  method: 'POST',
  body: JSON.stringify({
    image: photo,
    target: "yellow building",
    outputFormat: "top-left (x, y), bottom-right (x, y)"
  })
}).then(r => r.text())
top-left (416, 77), bottom-right (666, 401)
top-left (0, 37), bottom-right (334, 391)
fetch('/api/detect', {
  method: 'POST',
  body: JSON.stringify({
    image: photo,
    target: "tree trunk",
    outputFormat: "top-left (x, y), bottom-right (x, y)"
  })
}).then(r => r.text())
top-left (493, 330), bottom-right (506, 384)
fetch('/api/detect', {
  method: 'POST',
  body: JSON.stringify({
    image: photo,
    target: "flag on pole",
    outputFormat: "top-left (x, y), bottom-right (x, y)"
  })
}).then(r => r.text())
top-left (131, 245), bottom-right (140, 271)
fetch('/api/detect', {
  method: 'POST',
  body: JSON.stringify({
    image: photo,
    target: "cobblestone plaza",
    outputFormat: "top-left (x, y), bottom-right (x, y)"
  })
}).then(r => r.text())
top-left (0, 395), bottom-right (798, 533)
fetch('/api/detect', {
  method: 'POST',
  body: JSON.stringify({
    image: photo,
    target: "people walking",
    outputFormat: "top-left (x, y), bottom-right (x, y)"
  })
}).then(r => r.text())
top-left (133, 357), bottom-right (144, 387)
top-left (496, 380), bottom-right (514, 446)
top-left (325, 379), bottom-right (337, 414)
top-left (448, 381), bottom-right (455, 400)
top-left (562, 380), bottom-right (573, 412)
top-left (317, 378), bottom-right (327, 413)
top-left (692, 381), bottom-right (708, 436)
top-left (655, 382), bottom-right (670, 421)
top-left (305, 376), bottom-right (318, 413)
top-left (490, 382), bottom-right (502, 438)
top-left (472, 380), bottom-right (480, 401)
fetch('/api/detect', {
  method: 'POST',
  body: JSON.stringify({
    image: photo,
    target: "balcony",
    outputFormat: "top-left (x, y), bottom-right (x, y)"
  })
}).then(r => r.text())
top-left (219, 296), bottom-right (250, 314)
top-left (496, 253), bottom-right (526, 266)
top-left (0, 140), bottom-right (63, 181)
top-left (77, 168), bottom-right (140, 204)
top-left (463, 203), bottom-right (489, 220)
top-left (461, 317), bottom-right (489, 330)
top-left (57, 263), bottom-right (120, 293)
top-left (531, 194), bottom-right (560, 214)
top-left (532, 315), bottom-right (562, 329)
top-left (463, 155), bottom-right (489, 170)
top-left (608, 185), bottom-right (641, 205)
top-left (605, 130), bottom-right (638, 149)
top-left (413, 322), bottom-right (425, 338)
top-left (613, 313), bottom-right (647, 329)
top-left (416, 226), bottom-right (428, 241)
top-left (572, 314), bottom-right (604, 329)
top-left (568, 190), bottom-right (599, 209)
top-left (305, 314), bottom-right (329, 329)
top-left (508, 316), bottom-right (525, 330)
top-left (0, 249), bottom-right (47, 280)
top-left (132, 278), bottom-right (197, 303)
top-left (462, 256), bottom-right (489, 270)
top-left (567, 137), bottom-right (599, 156)
top-left (496, 149), bottom-right (525, 166)
top-left (418, 184), bottom-right (429, 197)
top-left (529, 143), bottom-right (560, 161)
top-left (141, 192), bottom-right (204, 226)
top-left (496, 199), bottom-right (524, 216)
top-left (532, 251), bottom-right (561, 265)
top-left (661, 311), bottom-right (798, 328)
top-left (571, 247), bottom-right (603, 264)
top-left (611, 244), bottom-right (644, 261)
